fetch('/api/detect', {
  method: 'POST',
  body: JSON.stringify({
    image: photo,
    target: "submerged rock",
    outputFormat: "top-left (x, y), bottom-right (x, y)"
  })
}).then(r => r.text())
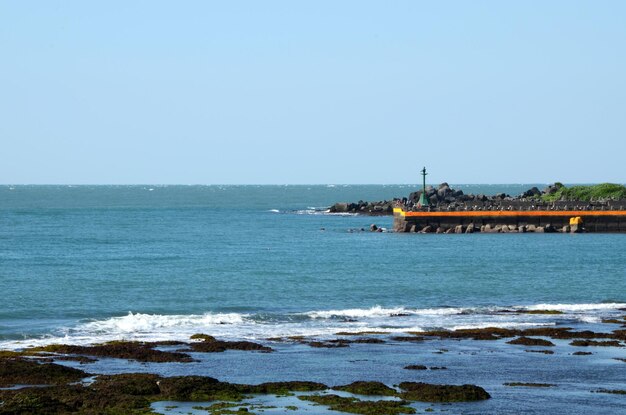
top-left (507, 337), bottom-right (555, 347)
top-left (404, 364), bottom-right (428, 370)
top-left (569, 340), bottom-right (623, 347)
top-left (525, 350), bottom-right (554, 354)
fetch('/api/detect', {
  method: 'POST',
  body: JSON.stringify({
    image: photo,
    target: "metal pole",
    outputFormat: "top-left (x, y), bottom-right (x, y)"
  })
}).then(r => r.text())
top-left (418, 167), bottom-right (428, 207)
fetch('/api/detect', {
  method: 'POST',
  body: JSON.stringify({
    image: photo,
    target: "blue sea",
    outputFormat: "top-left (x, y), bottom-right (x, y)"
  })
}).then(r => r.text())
top-left (1, 185), bottom-right (625, 414)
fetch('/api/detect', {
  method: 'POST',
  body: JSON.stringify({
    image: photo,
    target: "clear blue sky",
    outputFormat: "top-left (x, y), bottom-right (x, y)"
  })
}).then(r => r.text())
top-left (1, 1), bottom-right (625, 184)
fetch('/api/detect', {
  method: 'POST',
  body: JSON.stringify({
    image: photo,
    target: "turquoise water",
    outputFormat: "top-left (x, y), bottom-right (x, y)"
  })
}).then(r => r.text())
top-left (1, 185), bottom-right (625, 346)
top-left (1, 185), bottom-right (626, 414)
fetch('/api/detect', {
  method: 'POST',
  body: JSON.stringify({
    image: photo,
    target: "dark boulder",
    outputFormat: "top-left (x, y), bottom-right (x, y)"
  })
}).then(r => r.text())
top-left (399, 382), bottom-right (491, 402)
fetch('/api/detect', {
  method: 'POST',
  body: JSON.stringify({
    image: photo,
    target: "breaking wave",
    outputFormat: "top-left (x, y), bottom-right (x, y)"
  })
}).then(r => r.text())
top-left (1, 303), bottom-right (623, 350)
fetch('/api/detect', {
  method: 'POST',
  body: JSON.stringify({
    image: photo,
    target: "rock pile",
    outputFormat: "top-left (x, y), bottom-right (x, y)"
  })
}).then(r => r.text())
top-left (331, 183), bottom-right (626, 216)
top-left (328, 200), bottom-right (394, 215)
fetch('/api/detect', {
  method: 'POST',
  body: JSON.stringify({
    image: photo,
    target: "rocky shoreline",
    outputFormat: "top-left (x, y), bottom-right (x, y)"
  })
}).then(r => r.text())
top-left (1, 310), bottom-right (625, 414)
top-left (0, 336), bottom-right (493, 415)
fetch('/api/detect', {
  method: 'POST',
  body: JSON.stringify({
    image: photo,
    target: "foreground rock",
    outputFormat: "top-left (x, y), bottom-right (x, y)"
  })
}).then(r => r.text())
top-left (0, 352), bottom-right (494, 414)
top-left (0, 357), bottom-right (87, 387)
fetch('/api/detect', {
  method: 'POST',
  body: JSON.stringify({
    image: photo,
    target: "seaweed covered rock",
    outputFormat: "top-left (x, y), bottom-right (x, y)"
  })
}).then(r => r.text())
top-left (157, 375), bottom-right (244, 402)
top-left (189, 337), bottom-right (273, 353)
top-left (399, 382), bottom-right (490, 402)
top-left (299, 394), bottom-right (416, 415)
top-left (190, 333), bottom-right (217, 342)
top-left (409, 327), bottom-right (515, 341)
top-left (28, 341), bottom-right (194, 363)
top-left (333, 381), bottom-right (398, 396)
top-left (91, 373), bottom-right (162, 396)
top-left (0, 377), bottom-right (164, 414)
top-left (0, 385), bottom-right (88, 415)
top-left (506, 337), bottom-right (555, 347)
top-left (0, 357), bottom-right (87, 387)
top-left (241, 381), bottom-right (327, 394)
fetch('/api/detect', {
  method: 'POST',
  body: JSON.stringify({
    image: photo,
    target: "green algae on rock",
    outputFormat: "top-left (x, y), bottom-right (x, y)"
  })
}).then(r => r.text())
top-left (333, 381), bottom-right (398, 396)
top-left (189, 337), bottom-right (273, 353)
top-left (298, 394), bottom-right (416, 415)
top-left (157, 376), bottom-right (245, 402)
top-left (27, 341), bottom-right (195, 363)
top-left (190, 333), bottom-right (217, 342)
top-left (0, 357), bottom-right (88, 387)
top-left (240, 381), bottom-right (328, 394)
top-left (398, 382), bottom-right (490, 402)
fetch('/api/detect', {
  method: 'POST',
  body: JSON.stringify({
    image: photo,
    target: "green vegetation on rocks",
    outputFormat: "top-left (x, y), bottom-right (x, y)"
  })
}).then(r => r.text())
top-left (333, 381), bottom-right (398, 396)
top-left (540, 183), bottom-right (626, 202)
top-left (298, 394), bottom-right (416, 415)
top-left (0, 357), bottom-right (87, 387)
top-left (27, 341), bottom-right (194, 363)
top-left (189, 337), bottom-right (273, 353)
top-left (240, 381), bottom-right (327, 394)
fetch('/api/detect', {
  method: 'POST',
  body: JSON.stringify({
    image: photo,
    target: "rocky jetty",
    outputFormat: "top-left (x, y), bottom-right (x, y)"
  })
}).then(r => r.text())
top-left (330, 182), bottom-right (626, 233)
top-left (331, 183), bottom-right (626, 216)
top-left (329, 200), bottom-right (394, 215)
top-left (400, 182), bottom-right (626, 212)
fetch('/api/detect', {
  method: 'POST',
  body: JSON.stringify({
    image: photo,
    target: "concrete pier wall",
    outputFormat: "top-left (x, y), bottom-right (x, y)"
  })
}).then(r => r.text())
top-left (393, 210), bottom-right (626, 233)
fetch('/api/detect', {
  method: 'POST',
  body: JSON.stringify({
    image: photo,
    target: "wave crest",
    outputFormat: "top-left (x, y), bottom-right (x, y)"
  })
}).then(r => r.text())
top-left (78, 312), bottom-right (246, 334)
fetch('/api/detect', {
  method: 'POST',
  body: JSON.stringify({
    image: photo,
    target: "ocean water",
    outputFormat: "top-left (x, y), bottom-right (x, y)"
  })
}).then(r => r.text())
top-left (1, 185), bottom-right (625, 414)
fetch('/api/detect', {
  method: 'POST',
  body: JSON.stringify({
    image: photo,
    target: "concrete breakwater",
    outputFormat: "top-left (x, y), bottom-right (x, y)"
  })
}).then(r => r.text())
top-left (330, 183), bottom-right (626, 233)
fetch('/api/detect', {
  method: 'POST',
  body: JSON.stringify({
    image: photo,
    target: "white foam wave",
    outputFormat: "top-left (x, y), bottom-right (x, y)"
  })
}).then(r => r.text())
top-left (1, 303), bottom-right (621, 350)
top-left (293, 209), bottom-right (357, 216)
top-left (79, 312), bottom-right (246, 334)
top-left (305, 306), bottom-right (465, 319)
top-left (268, 209), bottom-right (280, 213)
top-left (450, 322), bottom-right (555, 331)
top-left (524, 303), bottom-right (626, 312)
